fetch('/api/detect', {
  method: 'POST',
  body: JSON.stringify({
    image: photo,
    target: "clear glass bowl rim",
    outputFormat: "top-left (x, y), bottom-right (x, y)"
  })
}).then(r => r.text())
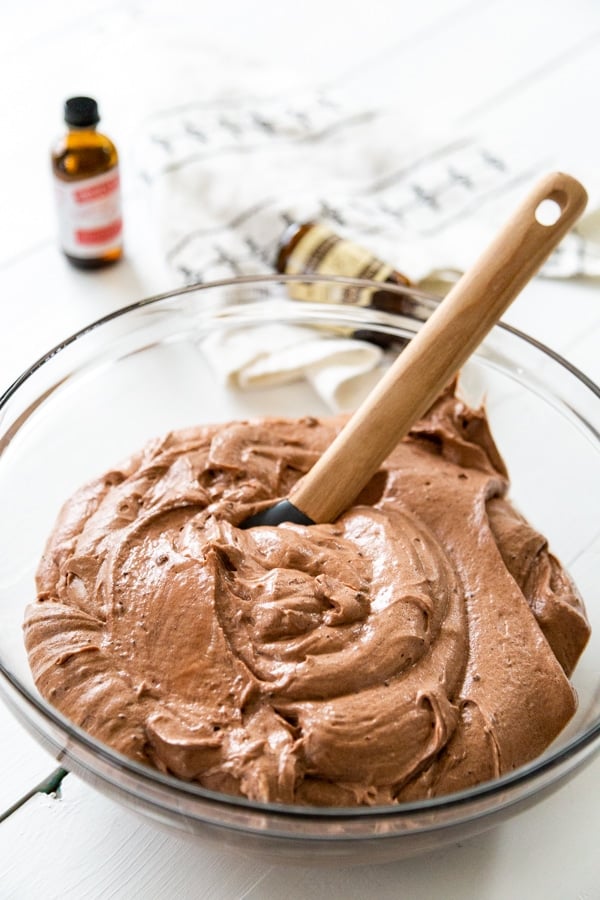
top-left (0, 272), bottom-right (599, 822)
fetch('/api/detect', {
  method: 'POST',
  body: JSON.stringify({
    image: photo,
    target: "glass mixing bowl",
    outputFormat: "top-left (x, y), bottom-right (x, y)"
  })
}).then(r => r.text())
top-left (0, 275), bottom-right (598, 864)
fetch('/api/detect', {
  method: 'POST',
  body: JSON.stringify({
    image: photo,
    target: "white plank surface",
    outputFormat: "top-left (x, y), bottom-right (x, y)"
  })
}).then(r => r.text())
top-left (1, 1), bottom-right (599, 897)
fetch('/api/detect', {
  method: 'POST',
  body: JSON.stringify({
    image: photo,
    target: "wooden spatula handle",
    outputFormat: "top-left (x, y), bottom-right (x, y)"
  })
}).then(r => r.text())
top-left (289, 171), bottom-right (588, 524)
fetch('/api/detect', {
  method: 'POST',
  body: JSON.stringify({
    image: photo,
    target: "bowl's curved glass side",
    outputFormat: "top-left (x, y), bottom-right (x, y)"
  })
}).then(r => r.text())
top-left (2, 665), bottom-right (598, 865)
top-left (0, 279), bottom-right (598, 852)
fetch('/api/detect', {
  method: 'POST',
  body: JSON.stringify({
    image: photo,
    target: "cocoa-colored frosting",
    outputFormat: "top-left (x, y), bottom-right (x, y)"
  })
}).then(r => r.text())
top-left (24, 389), bottom-right (590, 806)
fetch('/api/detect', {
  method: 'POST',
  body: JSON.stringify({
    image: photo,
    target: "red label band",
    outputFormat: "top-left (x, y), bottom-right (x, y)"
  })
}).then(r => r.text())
top-left (75, 219), bottom-right (122, 245)
top-left (74, 174), bottom-right (120, 204)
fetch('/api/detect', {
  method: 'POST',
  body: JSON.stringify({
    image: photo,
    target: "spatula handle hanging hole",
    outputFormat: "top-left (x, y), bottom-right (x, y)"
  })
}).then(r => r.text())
top-left (535, 197), bottom-right (563, 226)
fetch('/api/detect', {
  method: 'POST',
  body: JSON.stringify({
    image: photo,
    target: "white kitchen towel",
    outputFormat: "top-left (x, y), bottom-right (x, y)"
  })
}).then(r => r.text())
top-left (201, 321), bottom-right (384, 412)
top-left (135, 86), bottom-right (600, 410)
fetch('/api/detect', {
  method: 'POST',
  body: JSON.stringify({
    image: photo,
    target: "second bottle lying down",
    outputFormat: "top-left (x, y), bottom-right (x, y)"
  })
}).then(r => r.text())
top-left (275, 221), bottom-right (415, 313)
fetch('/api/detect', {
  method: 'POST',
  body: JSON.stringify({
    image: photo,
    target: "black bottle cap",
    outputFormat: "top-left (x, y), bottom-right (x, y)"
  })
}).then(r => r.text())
top-left (64, 96), bottom-right (100, 128)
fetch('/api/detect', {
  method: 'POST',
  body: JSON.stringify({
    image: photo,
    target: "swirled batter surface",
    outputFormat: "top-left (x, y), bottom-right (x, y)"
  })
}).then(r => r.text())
top-left (24, 389), bottom-right (590, 805)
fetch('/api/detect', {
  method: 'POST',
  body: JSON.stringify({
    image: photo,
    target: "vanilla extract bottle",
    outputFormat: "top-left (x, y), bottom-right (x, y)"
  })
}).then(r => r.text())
top-left (275, 221), bottom-right (414, 314)
top-left (51, 97), bottom-right (123, 269)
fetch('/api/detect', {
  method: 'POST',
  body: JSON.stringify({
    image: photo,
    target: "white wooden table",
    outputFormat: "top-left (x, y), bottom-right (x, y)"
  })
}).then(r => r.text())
top-left (1, 1), bottom-right (599, 897)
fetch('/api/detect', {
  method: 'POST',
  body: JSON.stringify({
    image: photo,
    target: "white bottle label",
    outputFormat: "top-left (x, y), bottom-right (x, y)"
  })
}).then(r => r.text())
top-left (54, 167), bottom-right (122, 258)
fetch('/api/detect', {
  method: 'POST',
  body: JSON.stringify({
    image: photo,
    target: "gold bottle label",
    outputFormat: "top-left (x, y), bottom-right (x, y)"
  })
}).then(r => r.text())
top-left (283, 223), bottom-right (395, 305)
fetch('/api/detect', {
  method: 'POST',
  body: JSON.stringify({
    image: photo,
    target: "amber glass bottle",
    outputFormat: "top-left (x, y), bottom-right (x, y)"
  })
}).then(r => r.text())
top-left (51, 97), bottom-right (123, 269)
top-left (275, 221), bottom-right (412, 314)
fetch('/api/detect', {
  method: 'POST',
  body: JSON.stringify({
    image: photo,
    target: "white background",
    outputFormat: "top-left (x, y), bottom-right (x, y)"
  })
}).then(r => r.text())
top-left (0, 1), bottom-right (599, 897)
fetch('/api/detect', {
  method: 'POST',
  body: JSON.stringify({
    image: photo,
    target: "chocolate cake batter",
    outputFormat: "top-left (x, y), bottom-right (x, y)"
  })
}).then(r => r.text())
top-left (24, 388), bottom-right (590, 805)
